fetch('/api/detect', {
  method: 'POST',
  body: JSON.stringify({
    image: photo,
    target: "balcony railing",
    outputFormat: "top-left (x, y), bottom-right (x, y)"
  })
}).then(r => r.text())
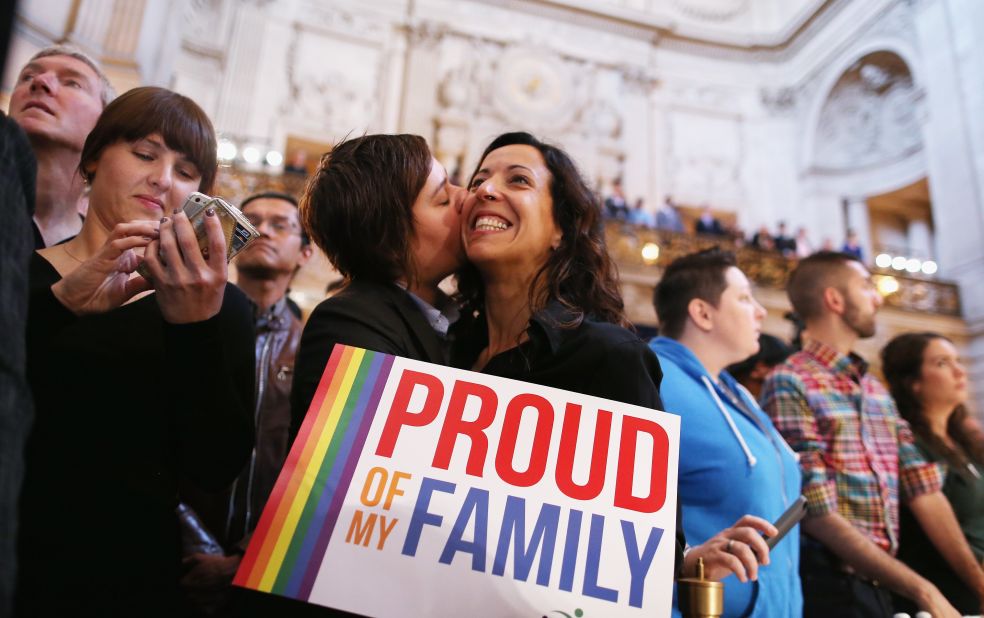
top-left (605, 222), bottom-right (962, 317)
top-left (208, 164), bottom-right (962, 319)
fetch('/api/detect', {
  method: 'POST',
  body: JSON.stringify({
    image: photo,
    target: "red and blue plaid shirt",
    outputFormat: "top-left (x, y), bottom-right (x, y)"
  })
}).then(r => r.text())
top-left (761, 339), bottom-right (943, 554)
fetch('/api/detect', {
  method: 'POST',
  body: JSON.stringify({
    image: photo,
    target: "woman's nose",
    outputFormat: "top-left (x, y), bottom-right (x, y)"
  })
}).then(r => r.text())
top-left (148, 163), bottom-right (173, 191)
top-left (479, 179), bottom-right (500, 201)
top-left (954, 361), bottom-right (967, 378)
top-left (754, 299), bottom-right (766, 320)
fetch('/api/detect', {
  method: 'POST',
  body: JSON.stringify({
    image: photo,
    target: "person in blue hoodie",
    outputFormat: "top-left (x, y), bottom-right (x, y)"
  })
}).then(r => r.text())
top-left (651, 248), bottom-right (803, 618)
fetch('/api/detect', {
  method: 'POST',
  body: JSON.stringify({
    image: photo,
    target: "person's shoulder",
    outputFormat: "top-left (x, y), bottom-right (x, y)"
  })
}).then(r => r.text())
top-left (29, 251), bottom-right (59, 288)
top-left (574, 318), bottom-right (645, 348)
top-left (568, 319), bottom-right (656, 363)
top-left (302, 281), bottom-right (423, 355)
top-left (762, 356), bottom-right (812, 393)
top-left (218, 283), bottom-right (255, 330)
top-left (313, 280), bottom-right (406, 315)
top-left (776, 349), bottom-right (816, 371)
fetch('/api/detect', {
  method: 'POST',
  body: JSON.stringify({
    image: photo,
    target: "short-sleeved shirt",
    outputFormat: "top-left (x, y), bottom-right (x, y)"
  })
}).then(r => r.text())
top-left (761, 338), bottom-right (943, 554)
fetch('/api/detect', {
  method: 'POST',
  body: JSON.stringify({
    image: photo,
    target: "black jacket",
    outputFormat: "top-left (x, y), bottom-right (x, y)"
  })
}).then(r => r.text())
top-left (452, 301), bottom-right (685, 575)
top-left (290, 280), bottom-right (448, 441)
top-left (20, 255), bottom-right (255, 617)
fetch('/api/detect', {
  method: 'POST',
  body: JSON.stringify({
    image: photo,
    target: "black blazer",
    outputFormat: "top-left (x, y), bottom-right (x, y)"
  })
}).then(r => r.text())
top-left (289, 279), bottom-right (447, 441)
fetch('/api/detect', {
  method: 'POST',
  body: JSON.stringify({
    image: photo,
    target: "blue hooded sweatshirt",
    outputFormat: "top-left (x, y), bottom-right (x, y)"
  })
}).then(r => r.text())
top-left (650, 337), bottom-right (802, 618)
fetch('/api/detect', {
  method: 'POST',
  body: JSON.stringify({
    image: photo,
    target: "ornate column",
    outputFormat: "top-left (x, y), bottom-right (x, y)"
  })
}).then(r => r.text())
top-left (907, 218), bottom-right (933, 260)
top-left (215, 3), bottom-right (266, 136)
top-left (911, 0), bottom-right (984, 415)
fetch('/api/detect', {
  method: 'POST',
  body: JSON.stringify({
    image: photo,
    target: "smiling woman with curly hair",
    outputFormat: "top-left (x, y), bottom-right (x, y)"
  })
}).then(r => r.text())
top-left (451, 131), bottom-right (684, 572)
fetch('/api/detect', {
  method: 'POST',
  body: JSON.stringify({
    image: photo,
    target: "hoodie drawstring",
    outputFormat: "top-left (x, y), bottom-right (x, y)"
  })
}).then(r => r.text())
top-left (701, 375), bottom-right (757, 468)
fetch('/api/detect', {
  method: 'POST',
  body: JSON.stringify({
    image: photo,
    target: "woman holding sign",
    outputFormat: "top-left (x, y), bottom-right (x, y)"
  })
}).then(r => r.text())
top-left (451, 131), bottom-right (687, 571)
top-left (20, 87), bottom-right (254, 616)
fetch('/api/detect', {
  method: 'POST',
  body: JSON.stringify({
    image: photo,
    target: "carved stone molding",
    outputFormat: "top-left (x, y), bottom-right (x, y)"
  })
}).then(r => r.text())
top-left (294, 0), bottom-right (388, 41)
top-left (812, 51), bottom-right (923, 171)
top-left (618, 65), bottom-right (660, 95)
top-left (181, 0), bottom-right (231, 60)
top-left (403, 19), bottom-right (449, 50)
top-left (759, 86), bottom-right (798, 114)
top-left (670, 0), bottom-right (749, 22)
top-left (488, 48), bottom-right (579, 132)
top-left (278, 22), bottom-right (380, 134)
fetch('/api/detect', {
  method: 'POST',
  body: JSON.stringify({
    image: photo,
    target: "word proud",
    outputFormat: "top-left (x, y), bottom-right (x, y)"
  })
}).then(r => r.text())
top-left (374, 370), bottom-right (671, 514)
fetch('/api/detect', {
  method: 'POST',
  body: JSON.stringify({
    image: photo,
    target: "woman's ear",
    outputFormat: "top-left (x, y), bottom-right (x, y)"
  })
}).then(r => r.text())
top-left (687, 297), bottom-right (714, 333)
top-left (550, 230), bottom-right (562, 251)
top-left (82, 158), bottom-right (98, 184)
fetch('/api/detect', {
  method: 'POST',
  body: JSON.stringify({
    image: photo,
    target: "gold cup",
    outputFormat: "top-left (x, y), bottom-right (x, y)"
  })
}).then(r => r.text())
top-left (678, 557), bottom-right (724, 618)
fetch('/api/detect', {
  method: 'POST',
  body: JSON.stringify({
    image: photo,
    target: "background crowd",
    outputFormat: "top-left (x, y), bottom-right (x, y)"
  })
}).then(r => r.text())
top-left (603, 186), bottom-right (863, 262)
top-left (2, 39), bottom-right (982, 618)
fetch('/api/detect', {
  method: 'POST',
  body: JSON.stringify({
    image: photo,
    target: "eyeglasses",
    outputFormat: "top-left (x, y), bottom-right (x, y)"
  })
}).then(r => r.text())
top-left (245, 215), bottom-right (301, 237)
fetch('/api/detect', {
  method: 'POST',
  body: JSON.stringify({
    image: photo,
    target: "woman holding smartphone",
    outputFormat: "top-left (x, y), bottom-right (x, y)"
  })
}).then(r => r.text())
top-left (19, 87), bottom-right (254, 616)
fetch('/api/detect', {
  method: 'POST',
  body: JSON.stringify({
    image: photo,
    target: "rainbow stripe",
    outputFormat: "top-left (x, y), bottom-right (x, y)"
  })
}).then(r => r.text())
top-left (234, 345), bottom-right (395, 600)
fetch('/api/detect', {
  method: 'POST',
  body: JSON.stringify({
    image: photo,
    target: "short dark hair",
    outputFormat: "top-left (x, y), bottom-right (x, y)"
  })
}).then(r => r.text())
top-left (240, 191), bottom-right (309, 246)
top-left (786, 250), bottom-right (862, 322)
top-left (80, 86), bottom-right (217, 192)
top-left (457, 131), bottom-right (627, 328)
top-left (300, 134), bottom-right (430, 283)
top-left (653, 247), bottom-right (736, 339)
top-left (727, 333), bottom-right (793, 382)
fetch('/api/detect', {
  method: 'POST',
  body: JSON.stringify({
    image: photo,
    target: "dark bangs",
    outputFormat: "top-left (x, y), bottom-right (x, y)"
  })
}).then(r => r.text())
top-left (80, 86), bottom-right (218, 192)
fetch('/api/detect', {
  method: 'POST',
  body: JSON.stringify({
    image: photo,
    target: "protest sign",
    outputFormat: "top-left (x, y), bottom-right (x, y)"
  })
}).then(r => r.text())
top-left (234, 345), bottom-right (680, 617)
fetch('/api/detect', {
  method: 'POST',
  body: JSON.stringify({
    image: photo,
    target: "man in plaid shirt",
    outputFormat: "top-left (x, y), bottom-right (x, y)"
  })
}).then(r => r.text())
top-left (762, 251), bottom-right (982, 618)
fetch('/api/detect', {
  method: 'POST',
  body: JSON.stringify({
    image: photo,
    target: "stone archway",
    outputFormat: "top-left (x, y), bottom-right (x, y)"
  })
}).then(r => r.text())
top-left (801, 48), bottom-right (928, 263)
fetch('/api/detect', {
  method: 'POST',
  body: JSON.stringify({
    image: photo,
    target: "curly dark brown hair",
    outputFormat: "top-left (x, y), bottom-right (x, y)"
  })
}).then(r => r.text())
top-left (456, 132), bottom-right (627, 328)
top-left (881, 332), bottom-right (984, 476)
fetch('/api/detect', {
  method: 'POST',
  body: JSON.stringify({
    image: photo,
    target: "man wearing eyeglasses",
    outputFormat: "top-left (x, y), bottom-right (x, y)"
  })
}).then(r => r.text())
top-left (178, 191), bottom-right (313, 615)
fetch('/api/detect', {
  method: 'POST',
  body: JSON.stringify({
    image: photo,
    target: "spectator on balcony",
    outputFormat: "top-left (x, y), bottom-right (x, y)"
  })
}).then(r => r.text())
top-left (774, 221), bottom-right (797, 258)
top-left (842, 228), bottom-right (864, 261)
top-left (696, 205), bottom-right (727, 237)
top-left (628, 197), bottom-right (655, 228)
top-left (795, 227), bottom-right (814, 259)
top-left (751, 224), bottom-right (776, 251)
top-left (603, 177), bottom-right (630, 220)
top-left (283, 149), bottom-right (308, 176)
top-left (656, 195), bottom-right (685, 233)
